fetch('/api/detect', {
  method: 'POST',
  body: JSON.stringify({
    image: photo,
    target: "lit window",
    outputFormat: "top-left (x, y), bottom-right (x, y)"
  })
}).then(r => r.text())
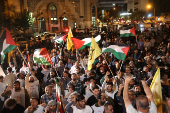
top-left (92, 6), bottom-right (96, 26)
top-left (50, 5), bottom-right (58, 24)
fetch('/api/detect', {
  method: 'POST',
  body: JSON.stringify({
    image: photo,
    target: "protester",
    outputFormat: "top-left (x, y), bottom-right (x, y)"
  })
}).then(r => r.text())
top-left (1, 28), bottom-right (170, 113)
top-left (3, 67), bottom-right (16, 87)
top-left (24, 97), bottom-right (45, 113)
top-left (65, 95), bottom-right (93, 113)
top-left (41, 86), bottom-right (56, 104)
top-left (103, 102), bottom-right (114, 113)
top-left (67, 73), bottom-right (83, 93)
top-left (123, 77), bottom-right (157, 113)
top-left (0, 75), bottom-right (6, 112)
top-left (1, 98), bottom-right (25, 113)
top-left (25, 68), bottom-right (39, 98)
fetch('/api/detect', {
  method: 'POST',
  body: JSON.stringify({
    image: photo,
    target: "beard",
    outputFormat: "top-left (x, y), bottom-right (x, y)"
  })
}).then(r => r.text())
top-left (79, 104), bottom-right (85, 108)
top-left (129, 85), bottom-right (134, 89)
top-left (135, 91), bottom-right (142, 97)
top-left (50, 108), bottom-right (56, 112)
top-left (29, 80), bottom-right (34, 83)
top-left (72, 78), bottom-right (77, 81)
top-left (15, 87), bottom-right (20, 92)
top-left (100, 101), bottom-right (105, 106)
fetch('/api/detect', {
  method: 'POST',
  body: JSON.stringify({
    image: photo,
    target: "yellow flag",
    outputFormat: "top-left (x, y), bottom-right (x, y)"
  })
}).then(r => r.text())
top-left (150, 68), bottom-right (162, 113)
top-left (67, 27), bottom-right (73, 50)
top-left (88, 37), bottom-right (102, 70)
top-left (8, 50), bottom-right (13, 63)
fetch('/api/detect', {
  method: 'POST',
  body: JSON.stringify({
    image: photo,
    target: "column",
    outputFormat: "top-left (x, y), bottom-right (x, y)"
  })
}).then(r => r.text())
top-left (80, 0), bottom-right (84, 17)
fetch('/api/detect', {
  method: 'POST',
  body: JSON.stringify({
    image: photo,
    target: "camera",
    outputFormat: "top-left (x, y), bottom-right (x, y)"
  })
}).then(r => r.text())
top-left (139, 71), bottom-right (147, 80)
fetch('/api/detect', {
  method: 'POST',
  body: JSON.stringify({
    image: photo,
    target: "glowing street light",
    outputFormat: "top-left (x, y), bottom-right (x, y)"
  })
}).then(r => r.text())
top-left (113, 7), bottom-right (116, 10)
top-left (147, 5), bottom-right (151, 9)
top-left (148, 14), bottom-right (152, 18)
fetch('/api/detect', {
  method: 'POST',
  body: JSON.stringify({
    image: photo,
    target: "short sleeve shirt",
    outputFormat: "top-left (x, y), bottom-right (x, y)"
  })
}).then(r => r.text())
top-left (126, 101), bottom-right (157, 113)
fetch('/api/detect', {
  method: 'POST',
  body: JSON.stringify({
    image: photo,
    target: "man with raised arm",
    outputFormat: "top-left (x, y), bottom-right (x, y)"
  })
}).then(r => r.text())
top-left (123, 77), bottom-right (157, 113)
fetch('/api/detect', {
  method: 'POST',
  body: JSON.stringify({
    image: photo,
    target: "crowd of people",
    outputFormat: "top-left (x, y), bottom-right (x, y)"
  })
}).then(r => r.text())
top-left (0, 29), bottom-right (170, 113)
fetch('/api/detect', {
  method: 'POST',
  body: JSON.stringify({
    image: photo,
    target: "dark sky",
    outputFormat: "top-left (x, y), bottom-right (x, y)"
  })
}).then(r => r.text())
top-left (150, 0), bottom-right (170, 15)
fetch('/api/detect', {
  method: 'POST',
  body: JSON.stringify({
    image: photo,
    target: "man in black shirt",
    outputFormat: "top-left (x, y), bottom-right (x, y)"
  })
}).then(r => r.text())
top-left (86, 85), bottom-right (100, 106)
top-left (2, 98), bottom-right (25, 113)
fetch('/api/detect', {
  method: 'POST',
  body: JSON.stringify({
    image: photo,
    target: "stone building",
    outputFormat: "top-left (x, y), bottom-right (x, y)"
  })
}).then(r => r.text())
top-left (8, 0), bottom-right (98, 32)
top-left (126, 0), bottom-right (148, 12)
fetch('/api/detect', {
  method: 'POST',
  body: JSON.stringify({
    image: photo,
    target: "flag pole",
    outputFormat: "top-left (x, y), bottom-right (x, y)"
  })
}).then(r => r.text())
top-left (119, 60), bottom-right (123, 72)
top-left (102, 54), bottom-right (114, 77)
top-left (16, 46), bottom-right (28, 66)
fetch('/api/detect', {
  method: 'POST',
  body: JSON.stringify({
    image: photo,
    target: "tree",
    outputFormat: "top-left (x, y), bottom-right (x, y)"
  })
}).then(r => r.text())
top-left (0, 0), bottom-right (16, 31)
top-left (130, 10), bottom-right (146, 22)
top-left (12, 9), bottom-right (32, 34)
top-left (0, 0), bottom-right (8, 31)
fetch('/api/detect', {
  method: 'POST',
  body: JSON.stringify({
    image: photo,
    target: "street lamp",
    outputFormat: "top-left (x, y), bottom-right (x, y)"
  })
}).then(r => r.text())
top-left (147, 5), bottom-right (151, 9)
top-left (147, 4), bottom-right (155, 21)
top-left (113, 7), bottom-right (116, 10)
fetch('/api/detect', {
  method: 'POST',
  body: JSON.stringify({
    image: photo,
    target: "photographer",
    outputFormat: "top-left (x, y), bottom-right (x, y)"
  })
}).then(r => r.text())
top-left (116, 84), bottom-right (136, 113)
top-left (143, 66), bottom-right (153, 86)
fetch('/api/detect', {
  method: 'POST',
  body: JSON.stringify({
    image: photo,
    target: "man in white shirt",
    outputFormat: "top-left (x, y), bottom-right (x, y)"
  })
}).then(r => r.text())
top-left (3, 67), bottom-right (16, 87)
top-left (123, 77), bottom-right (157, 113)
top-left (20, 61), bottom-right (29, 75)
top-left (0, 75), bottom-right (6, 112)
top-left (65, 95), bottom-right (93, 113)
top-left (16, 73), bottom-right (25, 88)
top-left (1, 81), bottom-right (30, 108)
top-left (9, 62), bottom-right (16, 73)
top-left (70, 61), bottom-right (83, 74)
top-left (24, 97), bottom-right (45, 113)
top-left (91, 94), bottom-right (107, 113)
top-left (25, 68), bottom-right (39, 98)
top-left (124, 67), bottom-right (134, 79)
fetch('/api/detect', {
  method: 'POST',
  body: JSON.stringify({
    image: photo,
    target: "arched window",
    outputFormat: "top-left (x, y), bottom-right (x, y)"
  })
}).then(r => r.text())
top-left (50, 5), bottom-right (58, 24)
top-left (63, 17), bottom-right (68, 28)
top-left (92, 6), bottom-right (96, 27)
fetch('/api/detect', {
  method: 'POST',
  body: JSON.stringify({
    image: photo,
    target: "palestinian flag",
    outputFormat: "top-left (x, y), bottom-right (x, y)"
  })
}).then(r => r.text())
top-left (102, 44), bottom-right (130, 61)
top-left (0, 28), bottom-right (16, 63)
top-left (54, 33), bottom-right (68, 44)
top-left (71, 35), bottom-right (101, 50)
top-left (56, 78), bottom-right (66, 113)
top-left (120, 27), bottom-right (136, 37)
top-left (33, 48), bottom-right (53, 65)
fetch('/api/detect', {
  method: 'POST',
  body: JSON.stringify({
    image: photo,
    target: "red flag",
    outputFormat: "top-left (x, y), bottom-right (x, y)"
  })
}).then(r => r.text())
top-left (27, 54), bottom-right (30, 62)
top-left (40, 48), bottom-right (54, 65)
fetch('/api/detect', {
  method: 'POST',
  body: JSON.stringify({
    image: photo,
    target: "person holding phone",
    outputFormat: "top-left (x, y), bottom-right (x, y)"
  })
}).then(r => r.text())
top-left (24, 97), bottom-right (45, 113)
top-left (44, 100), bottom-right (59, 113)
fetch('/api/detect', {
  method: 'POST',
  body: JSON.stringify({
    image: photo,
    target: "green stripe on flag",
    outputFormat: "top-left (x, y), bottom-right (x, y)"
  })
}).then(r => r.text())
top-left (3, 45), bottom-right (16, 54)
top-left (120, 33), bottom-right (135, 37)
top-left (102, 48), bottom-right (126, 61)
top-left (78, 41), bottom-right (100, 50)
top-left (33, 57), bottom-right (51, 65)
top-left (56, 39), bottom-right (64, 44)
top-left (1, 54), bottom-right (5, 64)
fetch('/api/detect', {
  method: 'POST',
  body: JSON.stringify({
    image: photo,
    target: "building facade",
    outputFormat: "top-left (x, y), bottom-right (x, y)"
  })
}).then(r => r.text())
top-left (8, 0), bottom-right (98, 32)
top-left (126, 0), bottom-right (148, 12)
